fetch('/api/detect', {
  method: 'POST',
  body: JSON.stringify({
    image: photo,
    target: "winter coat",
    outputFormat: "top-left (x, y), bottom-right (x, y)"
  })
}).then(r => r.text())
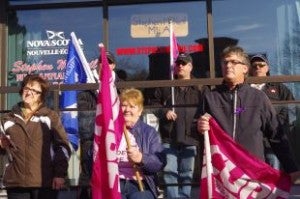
top-left (153, 85), bottom-right (202, 146)
top-left (127, 119), bottom-right (166, 198)
top-left (1, 102), bottom-right (71, 188)
top-left (200, 83), bottom-right (298, 173)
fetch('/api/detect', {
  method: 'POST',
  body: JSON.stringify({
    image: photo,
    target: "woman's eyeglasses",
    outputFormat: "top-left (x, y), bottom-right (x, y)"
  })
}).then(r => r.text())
top-left (23, 87), bottom-right (42, 95)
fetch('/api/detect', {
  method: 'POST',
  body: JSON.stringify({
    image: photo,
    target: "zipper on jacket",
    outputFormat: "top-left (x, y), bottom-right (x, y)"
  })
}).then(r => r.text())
top-left (232, 89), bottom-right (237, 140)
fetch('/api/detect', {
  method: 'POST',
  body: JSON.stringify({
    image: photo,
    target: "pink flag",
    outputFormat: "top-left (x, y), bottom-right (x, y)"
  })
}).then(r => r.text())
top-left (169, 21), bottom-right (179, 109)
top-left (170, 22), bottom-right (179, 79)
top-left (91, 45), bottom-right (124, 199)
top-left (200, 118), bottom-right (292, 199)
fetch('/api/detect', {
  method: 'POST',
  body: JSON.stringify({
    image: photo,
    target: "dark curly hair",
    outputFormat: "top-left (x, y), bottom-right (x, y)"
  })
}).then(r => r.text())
top-left (19, 74), bottom-right (49, 103)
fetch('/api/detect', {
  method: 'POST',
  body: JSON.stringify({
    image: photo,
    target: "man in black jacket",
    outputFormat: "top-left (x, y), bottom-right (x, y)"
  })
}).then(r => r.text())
top-left (197, 46), bottom-right (300, 183)
top-left (153, 53), bottom-right (202, 199)
top-left (250, 54), bottom-right (295, 170)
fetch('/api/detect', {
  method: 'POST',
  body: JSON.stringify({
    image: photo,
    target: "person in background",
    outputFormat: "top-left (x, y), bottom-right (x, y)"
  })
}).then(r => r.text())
top-left (152, 53), bottom-right (202, 199)
top-left (249, 54), bottom-right (295, 170)
top-left (197, 45), bottom-right (300, 182)
top-left (0, 74), bottom-right (71, 199)
top-left (77, 50), bottom-right (119, 199)
top-left (118, 88), bottom-right (166, 199)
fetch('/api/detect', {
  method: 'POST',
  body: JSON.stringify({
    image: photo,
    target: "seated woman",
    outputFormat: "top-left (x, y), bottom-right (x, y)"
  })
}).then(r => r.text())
top-left (118, 88), bottom-right (166, 199)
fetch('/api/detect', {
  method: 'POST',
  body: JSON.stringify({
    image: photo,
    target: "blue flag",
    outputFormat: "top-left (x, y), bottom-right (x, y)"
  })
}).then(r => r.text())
top-left (60, 39), bottom-right (87, 151)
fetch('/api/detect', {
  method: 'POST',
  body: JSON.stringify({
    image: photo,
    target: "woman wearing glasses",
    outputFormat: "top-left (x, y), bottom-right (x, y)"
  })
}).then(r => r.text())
top-left (0, 74), bottom-right (71, 199)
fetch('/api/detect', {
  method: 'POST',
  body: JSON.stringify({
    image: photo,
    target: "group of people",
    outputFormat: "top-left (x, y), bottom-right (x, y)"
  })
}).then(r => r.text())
top-left (0, 45), bottom-right (299, 199)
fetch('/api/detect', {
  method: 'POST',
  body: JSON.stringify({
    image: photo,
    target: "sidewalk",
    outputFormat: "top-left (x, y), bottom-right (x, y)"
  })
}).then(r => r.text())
top-left (159, 184), bottom-right (300, 198)
top-left (0, 184), bottom-right (299, 198)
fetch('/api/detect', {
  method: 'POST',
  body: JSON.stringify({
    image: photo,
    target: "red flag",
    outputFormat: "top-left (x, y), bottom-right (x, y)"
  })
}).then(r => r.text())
top-left (200, 118), bottom-right (292, 199)
top-left (91, 45), bottom-right (124, 199)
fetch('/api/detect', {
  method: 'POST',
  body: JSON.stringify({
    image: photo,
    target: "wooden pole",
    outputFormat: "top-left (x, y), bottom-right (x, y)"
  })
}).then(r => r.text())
top-left (123, 126), bottom-right (144, 192)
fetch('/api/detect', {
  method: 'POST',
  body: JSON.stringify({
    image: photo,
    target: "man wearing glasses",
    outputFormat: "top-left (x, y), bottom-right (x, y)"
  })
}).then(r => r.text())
top-left (197, 46), bottom-right (300, 182)
top-left (249, 54), bottom-right (295, 170)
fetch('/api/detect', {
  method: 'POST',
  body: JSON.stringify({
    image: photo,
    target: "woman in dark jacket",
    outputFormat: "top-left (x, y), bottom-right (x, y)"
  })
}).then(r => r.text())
top-left (118, 88), bottom-right (166, 199)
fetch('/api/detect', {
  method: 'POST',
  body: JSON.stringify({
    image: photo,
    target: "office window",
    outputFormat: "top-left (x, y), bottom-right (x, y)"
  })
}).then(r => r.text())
top-left (7, 6), bottom-right (102, 107)
top-left (213, 0), bottom-right (300, 98)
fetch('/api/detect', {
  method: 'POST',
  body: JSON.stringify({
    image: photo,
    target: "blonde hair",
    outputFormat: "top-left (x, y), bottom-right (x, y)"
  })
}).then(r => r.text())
top-left (120, 88), bottom-right (144, 109)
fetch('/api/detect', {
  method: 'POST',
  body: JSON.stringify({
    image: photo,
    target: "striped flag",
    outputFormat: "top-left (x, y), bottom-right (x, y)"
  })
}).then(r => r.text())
top-left (91, 44), bottom-right (124, 199)
top-left (201, 118), bottom-right (292, 198)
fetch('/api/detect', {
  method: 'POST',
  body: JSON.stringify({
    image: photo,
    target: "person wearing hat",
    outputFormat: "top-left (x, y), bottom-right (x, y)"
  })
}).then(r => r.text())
top-left (152, 52), bottom-right (203, 198)
top-left (197, 46), bottom-right (300, 186)
top-left (250, 54), bottom-right (295, 170)
top-left (77, 50), bottom-right (121, 199)
top-left (100, 50), bottom-right (117, 70)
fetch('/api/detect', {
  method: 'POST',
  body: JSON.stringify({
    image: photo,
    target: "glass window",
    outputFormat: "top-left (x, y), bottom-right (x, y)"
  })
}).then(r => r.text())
top-left (9, 0), bottom-right (97, 5)
top-left (212, 0), bottom-right (300, 98)
top-left (109, 2), bottom-right (207, 81)
top-left (7, 7), bottom-right (102, 107)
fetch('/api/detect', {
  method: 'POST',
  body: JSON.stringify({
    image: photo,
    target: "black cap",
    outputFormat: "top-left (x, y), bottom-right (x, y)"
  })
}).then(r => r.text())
top-left (250, 54), bottom-right (269, 65)
top-left (175, 53), bottom-right (193, 64)
top-left (100, 51), bottom-right (116, 64)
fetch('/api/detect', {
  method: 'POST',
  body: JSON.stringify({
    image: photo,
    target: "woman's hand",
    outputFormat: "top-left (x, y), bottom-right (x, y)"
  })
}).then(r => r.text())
top-left (197, 113), bottom-right (211, 134)
top-left (0, 135), bottom-right (11, 149)
top-left (127, 146), bottom-right (143, 164)
top-left (52, 177), bottom-right (65, 190)
top-left (290, 171), bottom-right (300, 183)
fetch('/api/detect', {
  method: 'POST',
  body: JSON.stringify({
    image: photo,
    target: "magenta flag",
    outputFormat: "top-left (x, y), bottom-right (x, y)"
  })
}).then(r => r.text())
top-left (200, 118), bottom-right (292, 199)
top-left (91, 45), bottom-right (124, 199)
top-left (170, 24), bottom-right (179, 79)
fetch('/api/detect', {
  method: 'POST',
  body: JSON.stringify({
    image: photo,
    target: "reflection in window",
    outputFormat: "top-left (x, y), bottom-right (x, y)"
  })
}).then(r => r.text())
top-left (109, 2), bottom-right (207, 81)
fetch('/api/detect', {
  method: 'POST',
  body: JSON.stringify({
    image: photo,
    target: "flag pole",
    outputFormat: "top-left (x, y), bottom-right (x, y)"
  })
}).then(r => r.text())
top-left (123, 126), bottom-right (144, 192)
top-left (204, 130), bottom-right (213, 198)
top-left (169, 20), bottom-right (175, 112)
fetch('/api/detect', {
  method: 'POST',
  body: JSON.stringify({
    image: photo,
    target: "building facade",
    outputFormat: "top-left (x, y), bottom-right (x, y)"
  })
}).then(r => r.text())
top-left (1, 0), bottom-right (300, 190)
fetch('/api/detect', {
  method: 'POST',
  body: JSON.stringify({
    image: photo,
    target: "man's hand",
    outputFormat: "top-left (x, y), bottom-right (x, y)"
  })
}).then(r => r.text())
top-left (52, 177), bottom-right (65, 190)
top-left (197, 113), bottom-right (211, 134)
top-left (166, 110), bottom-right (177, 121)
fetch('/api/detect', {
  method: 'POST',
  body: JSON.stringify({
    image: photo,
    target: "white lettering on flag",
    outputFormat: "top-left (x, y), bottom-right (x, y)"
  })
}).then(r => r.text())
top-left (202, 144), bottom-right (289, 198)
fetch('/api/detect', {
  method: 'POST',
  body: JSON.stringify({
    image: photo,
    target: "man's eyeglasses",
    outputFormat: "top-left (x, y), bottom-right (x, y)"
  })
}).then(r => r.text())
top-left (251, 63), bottom-right (267, 68)
top-left (23, 87), bottom-right (42, 95)
top-left (222, 60), bottom-right (246, 66)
